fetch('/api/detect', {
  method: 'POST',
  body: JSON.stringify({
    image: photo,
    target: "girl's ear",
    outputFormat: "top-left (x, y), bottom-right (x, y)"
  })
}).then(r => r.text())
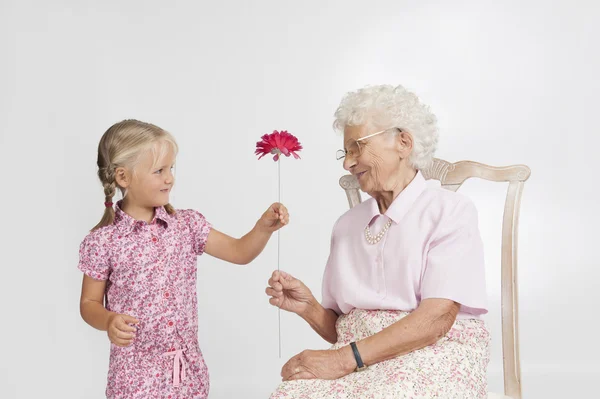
top-left (114, 167), bottom-right (130, 189)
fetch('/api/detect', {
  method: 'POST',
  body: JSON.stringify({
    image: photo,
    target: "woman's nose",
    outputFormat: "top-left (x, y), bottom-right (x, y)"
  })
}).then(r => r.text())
top-left (343, 156), bottom-right (357, 171)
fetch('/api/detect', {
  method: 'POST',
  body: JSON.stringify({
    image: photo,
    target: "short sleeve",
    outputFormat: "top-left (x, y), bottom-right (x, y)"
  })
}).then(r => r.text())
top-left (78, 233), bottom-right (111, 281)
top-left (187, 210), bottom-right (212, 256)
top-left (421, 198), bottom-right (488, 316)
top-left (321, 219), bottom-right (342, 315)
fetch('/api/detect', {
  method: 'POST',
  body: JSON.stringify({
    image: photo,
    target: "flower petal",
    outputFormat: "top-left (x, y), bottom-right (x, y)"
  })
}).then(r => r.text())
top-left (255, 130), bottom-right (302, 161)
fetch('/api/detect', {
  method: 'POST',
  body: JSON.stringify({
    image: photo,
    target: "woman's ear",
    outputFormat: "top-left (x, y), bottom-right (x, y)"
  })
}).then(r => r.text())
top-left (114, 167), bottom-right (130, 189)
top-left (396, 130), bottom-right (414, 158)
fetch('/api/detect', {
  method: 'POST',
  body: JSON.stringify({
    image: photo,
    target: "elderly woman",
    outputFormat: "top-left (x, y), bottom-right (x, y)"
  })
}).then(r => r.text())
top-left (266, 84), bottom-right (489, 398)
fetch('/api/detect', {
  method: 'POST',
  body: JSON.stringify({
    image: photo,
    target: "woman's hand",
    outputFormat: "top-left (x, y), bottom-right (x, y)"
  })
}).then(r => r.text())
top-left (106, 313), bottom-right (139, 347)
top-left (257, 203), bottom-right (289, 233)
top-left (281, 347), bottom-right (355, 381)
top-left (266, 270), bottom-right (315, 316)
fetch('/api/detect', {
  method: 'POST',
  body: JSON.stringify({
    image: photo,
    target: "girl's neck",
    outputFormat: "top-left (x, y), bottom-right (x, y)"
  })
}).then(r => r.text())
top-left (121, 197), bottom-right (155, 224)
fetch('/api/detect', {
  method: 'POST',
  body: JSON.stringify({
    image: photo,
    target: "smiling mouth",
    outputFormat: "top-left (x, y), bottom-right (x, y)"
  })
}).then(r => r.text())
top-left (356, 171), bottom-right (366, 179)
top-left (161, 188), bottom-right (170, 192)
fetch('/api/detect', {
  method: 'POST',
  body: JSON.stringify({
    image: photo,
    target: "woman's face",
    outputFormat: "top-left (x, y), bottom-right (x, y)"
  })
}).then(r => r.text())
top-left (342, 124), bottom-right (413, 194)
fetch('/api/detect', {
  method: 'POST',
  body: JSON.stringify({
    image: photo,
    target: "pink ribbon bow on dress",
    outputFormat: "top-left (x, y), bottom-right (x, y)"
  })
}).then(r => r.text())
top-left (162, 348), bottom-right (187, 386)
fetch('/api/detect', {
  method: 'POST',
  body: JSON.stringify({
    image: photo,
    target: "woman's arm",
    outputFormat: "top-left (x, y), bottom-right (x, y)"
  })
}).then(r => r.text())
top-left (205, 203), bottom-right (288, 265)
top-left (301, 298), bottom-right (339, 344)
top-left (280, 298), bottom-right (460, 381)
top-left (338, 298), bottom-right (460, 372)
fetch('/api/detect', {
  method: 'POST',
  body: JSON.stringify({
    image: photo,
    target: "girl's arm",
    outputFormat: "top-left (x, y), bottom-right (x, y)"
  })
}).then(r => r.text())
top-left (80, 275), bottom-right (138, 347)
top-left (80, 275), bottom-right (112, 330)
top-left (204, 203), bottom-right (288, 265)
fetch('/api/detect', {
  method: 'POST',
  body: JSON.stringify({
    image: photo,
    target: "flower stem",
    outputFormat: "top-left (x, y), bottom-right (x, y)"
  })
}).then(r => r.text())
top-left (278, 158), bottom-right (281, 358)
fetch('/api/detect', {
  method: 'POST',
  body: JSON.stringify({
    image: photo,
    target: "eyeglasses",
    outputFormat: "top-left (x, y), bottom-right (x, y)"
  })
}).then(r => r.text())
top-left (336, 128), bottom-right (401, 161)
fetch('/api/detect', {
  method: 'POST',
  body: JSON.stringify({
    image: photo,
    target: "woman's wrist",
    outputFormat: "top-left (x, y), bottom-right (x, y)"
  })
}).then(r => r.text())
top-left (299, 296), bottom-right (320, 319)
top-left (298, 296), bottom-right (339, 344)
top-left (336, 344), bottom-right (359, 374)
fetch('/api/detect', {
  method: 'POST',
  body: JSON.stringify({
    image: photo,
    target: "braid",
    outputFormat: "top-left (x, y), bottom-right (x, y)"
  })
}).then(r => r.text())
top-left (91, 165), bottom-right (117, 231)
top-left (103, 167), bottom-right (117, 201)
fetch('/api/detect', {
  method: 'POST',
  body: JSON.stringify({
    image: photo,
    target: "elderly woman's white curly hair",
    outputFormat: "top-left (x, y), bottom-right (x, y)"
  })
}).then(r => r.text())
top-left (333, 84), bottom-right (439, 170)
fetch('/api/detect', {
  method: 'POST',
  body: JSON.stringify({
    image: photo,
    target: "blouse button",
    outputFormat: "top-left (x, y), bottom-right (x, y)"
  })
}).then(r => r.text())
top-left (152, 237), bottom-right (157, 242)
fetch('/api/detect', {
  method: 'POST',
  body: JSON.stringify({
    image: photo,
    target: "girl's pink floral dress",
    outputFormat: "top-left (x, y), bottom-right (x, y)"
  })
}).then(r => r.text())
top-left (78, 201), bottom-right (211, 399)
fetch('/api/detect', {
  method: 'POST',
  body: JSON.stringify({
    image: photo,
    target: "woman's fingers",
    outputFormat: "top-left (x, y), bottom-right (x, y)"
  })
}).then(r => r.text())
top-left (267, 280), bottom-right (283, 292)
top-left (281, 355), bottom-right (302, 378)
top-left (269, 297), bottom-right (283, 308)
top-left (268, 272), bottom-right (285, 291)
top-left (265, 287), bottom-right (283, 297)
top-left (268, 270), bottom-right (279, 286)
top-left (285, 371), bottom-right (315, 381)
top-left (271, 270), bottom-right (292, 282)
top-left (280, 276), bottom-right (301, 292)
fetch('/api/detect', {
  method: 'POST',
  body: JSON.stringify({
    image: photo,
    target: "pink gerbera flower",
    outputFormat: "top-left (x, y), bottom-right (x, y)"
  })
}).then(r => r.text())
top-left (255, 130), bottom-right (303, 161)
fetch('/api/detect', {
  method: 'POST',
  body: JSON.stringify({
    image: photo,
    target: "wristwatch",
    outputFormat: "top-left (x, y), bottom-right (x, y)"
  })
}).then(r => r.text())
top-left (350, 342), bottom-right (368, 372)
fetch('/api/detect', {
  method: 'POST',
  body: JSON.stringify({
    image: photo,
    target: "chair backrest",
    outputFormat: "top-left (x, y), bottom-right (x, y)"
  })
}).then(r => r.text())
top-left (339, 158), bottom-right (531, 399)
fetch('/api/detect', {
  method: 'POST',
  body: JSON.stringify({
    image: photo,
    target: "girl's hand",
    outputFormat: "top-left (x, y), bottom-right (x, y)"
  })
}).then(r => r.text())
top-left (106, 313), bottom-right (139, 347)
top-left (258, 203), bottom-right (289, 233)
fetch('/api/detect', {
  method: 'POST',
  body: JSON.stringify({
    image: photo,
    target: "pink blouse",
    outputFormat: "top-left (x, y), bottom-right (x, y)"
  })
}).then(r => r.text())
top-left (321, 171), bottom-right (487, 319)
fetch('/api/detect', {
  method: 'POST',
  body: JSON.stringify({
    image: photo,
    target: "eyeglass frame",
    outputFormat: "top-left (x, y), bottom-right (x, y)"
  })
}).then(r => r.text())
top-left (336, 127), bottom-right (402, 161)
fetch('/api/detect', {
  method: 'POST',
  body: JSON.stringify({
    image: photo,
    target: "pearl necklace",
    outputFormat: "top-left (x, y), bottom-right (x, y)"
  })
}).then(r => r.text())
top-left (364, 219), bottom-right (392, 245)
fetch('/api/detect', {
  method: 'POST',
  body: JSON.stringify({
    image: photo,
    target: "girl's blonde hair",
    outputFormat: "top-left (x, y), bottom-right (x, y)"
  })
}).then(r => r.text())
top-left (92, 119), bottom-right (179, 231)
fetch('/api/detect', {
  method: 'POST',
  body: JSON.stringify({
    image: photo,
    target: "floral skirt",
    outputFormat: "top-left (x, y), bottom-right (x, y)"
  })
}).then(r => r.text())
top-left (105, 340), bottom-right (209, 399)
top-left (270, 309), bottom-right (490, 399)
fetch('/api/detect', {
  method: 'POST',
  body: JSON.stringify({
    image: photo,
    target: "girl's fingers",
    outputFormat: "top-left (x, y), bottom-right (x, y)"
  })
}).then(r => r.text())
top-left (112, 337), bottom-right (133, 347)
top-left (114, 329), bottom-right (135, 339)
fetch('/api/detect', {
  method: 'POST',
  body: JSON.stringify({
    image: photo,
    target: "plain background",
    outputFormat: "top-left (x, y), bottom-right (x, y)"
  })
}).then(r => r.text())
top-left (1, 0), bottom-right (598, 398)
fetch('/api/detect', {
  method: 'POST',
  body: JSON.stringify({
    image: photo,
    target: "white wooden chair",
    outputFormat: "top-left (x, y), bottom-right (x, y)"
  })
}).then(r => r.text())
top-left (339, 158), bottom-right (531, 399)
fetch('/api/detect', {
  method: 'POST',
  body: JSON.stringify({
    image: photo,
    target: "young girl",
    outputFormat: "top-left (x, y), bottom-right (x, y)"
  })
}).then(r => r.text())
top-left (78, 119), bottom-right (289, 399)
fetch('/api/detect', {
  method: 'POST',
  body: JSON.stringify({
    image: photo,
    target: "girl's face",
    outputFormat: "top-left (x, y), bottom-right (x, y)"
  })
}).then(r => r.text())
top-left (118, 141), bottom-right (176, 209)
